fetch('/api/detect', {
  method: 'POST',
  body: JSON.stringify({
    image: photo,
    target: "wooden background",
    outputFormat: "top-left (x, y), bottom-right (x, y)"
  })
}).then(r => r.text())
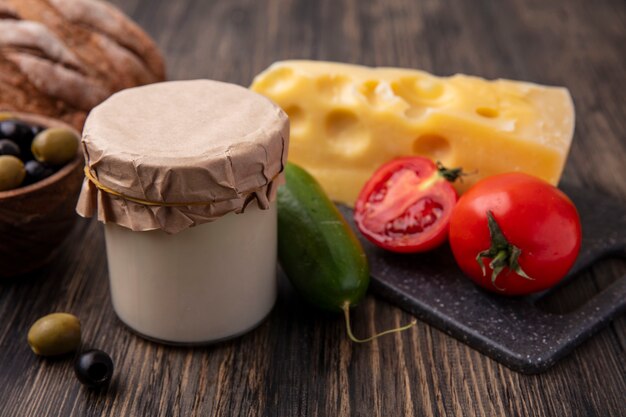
top-left (1, 0), bottom-right (625, 416)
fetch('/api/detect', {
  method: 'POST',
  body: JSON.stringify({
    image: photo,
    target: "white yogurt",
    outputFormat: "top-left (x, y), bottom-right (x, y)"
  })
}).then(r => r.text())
top-left (76, 80), bottom-right (288, 345)
top-left (104, 202), bottom-right (277, 344)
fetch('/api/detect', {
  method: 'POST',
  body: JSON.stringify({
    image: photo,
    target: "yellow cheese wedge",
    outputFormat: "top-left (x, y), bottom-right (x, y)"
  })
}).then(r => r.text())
top-left (251, 61), bottom-right (575, 206)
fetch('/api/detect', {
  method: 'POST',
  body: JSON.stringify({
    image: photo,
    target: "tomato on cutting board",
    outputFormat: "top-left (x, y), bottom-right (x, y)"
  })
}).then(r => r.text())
top-left (354, 156), bottom-right (461, 253)
top-left (449, 173), bottom-right (582, 295)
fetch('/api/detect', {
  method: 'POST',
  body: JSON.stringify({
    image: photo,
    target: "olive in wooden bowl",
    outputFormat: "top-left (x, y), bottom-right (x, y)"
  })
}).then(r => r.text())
top-left (0, 112), bottom-right (84, 278)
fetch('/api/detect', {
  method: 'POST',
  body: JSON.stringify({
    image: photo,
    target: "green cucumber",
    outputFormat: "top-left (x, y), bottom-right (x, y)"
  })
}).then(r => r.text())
top-left (278, 162), bottom-right (369, 311)
top-left (277, 162), bottom-right (415, 342)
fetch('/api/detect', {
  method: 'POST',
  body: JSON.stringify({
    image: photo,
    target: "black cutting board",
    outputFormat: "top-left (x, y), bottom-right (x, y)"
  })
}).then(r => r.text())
top-left (338, 185), bottom-right (626, 374)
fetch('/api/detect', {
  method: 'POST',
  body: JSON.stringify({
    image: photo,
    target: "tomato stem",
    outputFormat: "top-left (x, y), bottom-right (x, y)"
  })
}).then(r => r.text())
top-left (342, 301), bottom-right (417, 343)
top-left (436, 161), bottom-right (465, 183)
top-left (487, 250), bottom-right (513, 290)
top-left (476, 211), bottom-right (534, 290)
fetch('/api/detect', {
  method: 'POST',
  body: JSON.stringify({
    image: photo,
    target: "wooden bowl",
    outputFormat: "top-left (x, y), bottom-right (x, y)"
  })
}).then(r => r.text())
top-left (0, 112), bottom-right (84, 278)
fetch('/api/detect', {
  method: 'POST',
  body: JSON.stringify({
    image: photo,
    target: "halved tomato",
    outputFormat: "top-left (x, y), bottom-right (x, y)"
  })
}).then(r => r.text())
top-left (353, 157), bottom-right (459, 253)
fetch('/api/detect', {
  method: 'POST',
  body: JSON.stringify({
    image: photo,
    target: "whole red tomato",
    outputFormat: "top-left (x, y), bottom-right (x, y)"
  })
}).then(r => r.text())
top-left (354, 157), bottom-right (460, 253)
top-left (449, 173), bottom-right (582, 295)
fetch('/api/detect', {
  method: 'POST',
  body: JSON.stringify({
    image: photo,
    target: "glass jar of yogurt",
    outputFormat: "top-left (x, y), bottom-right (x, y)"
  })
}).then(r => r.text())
top-left (76, 80), bottom-right (289, 344)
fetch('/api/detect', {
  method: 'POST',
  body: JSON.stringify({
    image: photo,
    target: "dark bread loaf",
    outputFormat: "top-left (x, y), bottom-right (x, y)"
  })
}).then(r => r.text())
top-left (0, 0), bottom-right (165, 129)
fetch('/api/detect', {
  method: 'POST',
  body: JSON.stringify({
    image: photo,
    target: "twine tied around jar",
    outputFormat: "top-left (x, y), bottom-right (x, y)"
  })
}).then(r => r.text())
top-left (84, 167), bottom-right (279, 208)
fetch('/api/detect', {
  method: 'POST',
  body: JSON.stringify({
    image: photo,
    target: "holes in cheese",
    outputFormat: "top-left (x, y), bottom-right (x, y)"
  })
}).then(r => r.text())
top-left (317, 74), bottom-right (351, 99)
top-left (476, 107), bottom-right (499, 118)
top-left (253, 66), bottom-right (296, 95)
top-left (285, 105), bottom-right (306, 133)
top-left (391, 76), bottom-right (450, 119)
top-left (359, 80), bottom-right (384, 107)
top-left (391, 76), bottom-right (446, 102)
top-left (413, 134), bottom-right (452, 161)
top-left (251, 61), bottom-right (575, 206)
top-left (325, 110), bottom-right (370, 156)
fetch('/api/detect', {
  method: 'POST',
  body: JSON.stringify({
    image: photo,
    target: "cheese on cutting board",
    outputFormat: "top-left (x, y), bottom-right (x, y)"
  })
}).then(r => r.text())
top-left (251, 60), bottom-right (575, 206)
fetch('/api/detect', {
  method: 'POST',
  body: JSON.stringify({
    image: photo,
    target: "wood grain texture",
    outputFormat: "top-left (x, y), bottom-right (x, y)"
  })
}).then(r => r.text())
top-left (1, 0), bottom-right (625, 416)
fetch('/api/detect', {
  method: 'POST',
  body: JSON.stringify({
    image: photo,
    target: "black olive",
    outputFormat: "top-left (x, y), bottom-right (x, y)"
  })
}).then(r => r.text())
top-left (0, 139), bottom-right (20, 157)
top-left (74, 349), bottom-right (114, 389)
top-left (0, 120), bottom-right (34, 143)
top-left (24, 160), bottom-right (55, 184)
top-left (0, 120), bottom-right (18, 137)
top-left (31, 124), bottom-right (45, 137)
top-left (0, 120), bottom-right (36, 159)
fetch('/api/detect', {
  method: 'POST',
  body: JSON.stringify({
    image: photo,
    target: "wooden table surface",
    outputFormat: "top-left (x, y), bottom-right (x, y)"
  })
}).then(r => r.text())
top-left (1, 0), bottom-right (625, 416)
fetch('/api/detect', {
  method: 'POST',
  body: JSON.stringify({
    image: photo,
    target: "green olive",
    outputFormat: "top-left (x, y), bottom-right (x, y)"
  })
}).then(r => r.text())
top-left (0, 155), bottom-right (26, 191)
top-left (31, 127), bottom-right (79, 166)
top-left (27, 313), bottom-right (81, 356)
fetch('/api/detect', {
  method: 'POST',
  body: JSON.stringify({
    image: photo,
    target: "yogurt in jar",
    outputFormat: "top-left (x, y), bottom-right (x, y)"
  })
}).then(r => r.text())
top-left (76, 80), bottom-right (289, 344)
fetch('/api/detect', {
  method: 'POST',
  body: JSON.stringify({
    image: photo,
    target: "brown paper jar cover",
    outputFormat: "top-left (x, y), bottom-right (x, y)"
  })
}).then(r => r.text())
top-left (76, 80), bottom-right (289, 234)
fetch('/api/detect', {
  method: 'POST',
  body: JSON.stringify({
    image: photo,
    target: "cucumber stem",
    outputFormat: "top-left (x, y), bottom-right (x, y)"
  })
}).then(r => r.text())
top-left (342, 301), bottom-right (417, 343)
